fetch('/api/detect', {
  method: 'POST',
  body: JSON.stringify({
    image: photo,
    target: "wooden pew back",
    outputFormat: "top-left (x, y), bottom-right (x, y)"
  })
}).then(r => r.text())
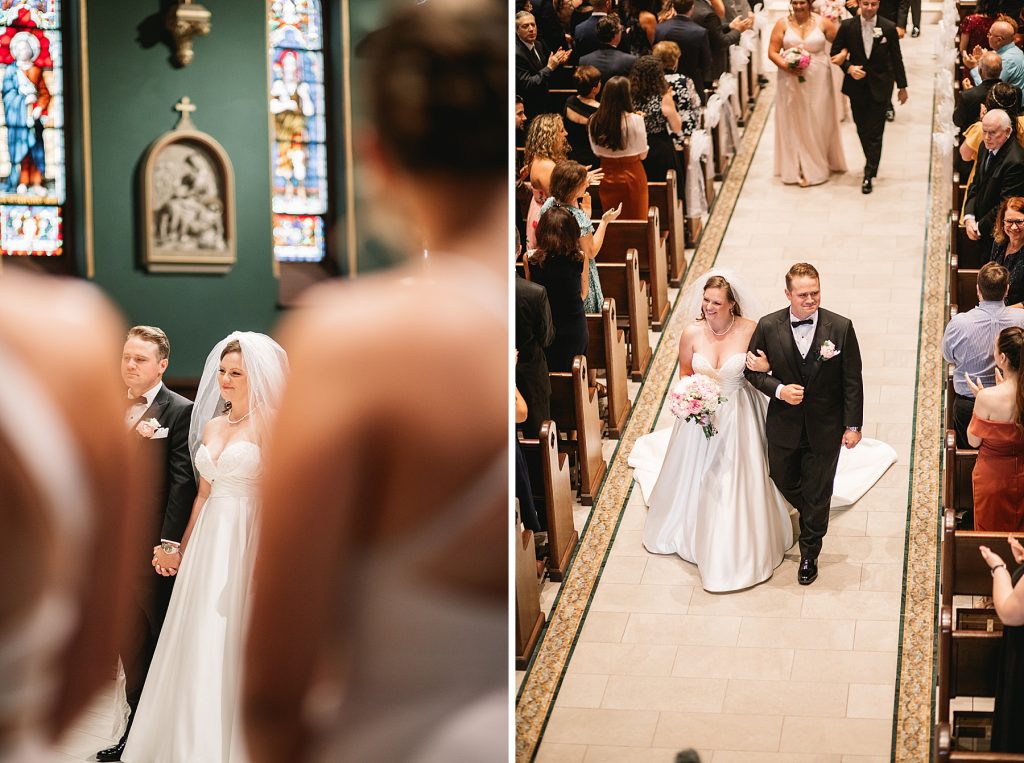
top-left (586, 298), bottom-right (631, 438)
top-left (596, 253), bottom-right (653, 380)
top-left (549, 355), bottom-right (607, 505)
top-left (648, 169), bottom-right (687, 287)
top-left (520, 421), bottom-right (580, 581)
top-left (601, 208), bottom-right (670, 330)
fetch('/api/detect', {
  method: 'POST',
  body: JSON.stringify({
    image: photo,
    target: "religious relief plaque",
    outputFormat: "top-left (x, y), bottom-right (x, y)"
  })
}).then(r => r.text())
top-left (140, 97), bottom-right (235, 273)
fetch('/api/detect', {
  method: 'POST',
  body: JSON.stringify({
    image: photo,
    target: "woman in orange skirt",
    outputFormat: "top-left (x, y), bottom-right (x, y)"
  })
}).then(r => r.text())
top-left (588, 75), bottom-right (649, 219)
top-left (968, 327), bottom-right (1024, 531)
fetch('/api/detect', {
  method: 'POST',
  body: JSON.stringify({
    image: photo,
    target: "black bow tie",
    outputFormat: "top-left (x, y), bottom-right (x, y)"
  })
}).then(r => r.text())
top-left (791, 318), bottom-right (813, 328)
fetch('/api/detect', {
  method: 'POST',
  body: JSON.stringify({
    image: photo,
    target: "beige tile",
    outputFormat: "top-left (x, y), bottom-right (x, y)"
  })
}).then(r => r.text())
top-left (653, 711), bottom-right (783, 751)
top-left (579, 611), bottom-right (630, 643)
top-left (685, 587), bottom-right (804, 618)
top-left (600, 556), bottom-right (649, 585)
top-left (865, 511), bottom-right (908, 538)
top-left (583, 747), bottom-right (705, 763)
top-left (535, 743), bottom-right (588, 763)
top-left (590, 583), bottom-right (693, 614)
top-left (723, 678), bottom-right (848, 717)
top-left (555, 673), bottom-right (609, 709)
top-left (714, 752), bottom-right (842, 763)
top-left (847, 683), bottom-right (896, 719)
top-left (779, 717), bottom-right (891, 756)
top-left (622, 613), bottom-right (742, 646)
top-left (841, 757), bottom-right (890, 763)
top-left (820, 535), bottom-right (905, 565)
top-left (609, 530), bottom-right (650, 556)
top-left (543, 707), bottom-right (659, 747)
top-left (853, 620), bottom-right (900, 651)
top-left (800, 589), bottom-right (901, 621)
top-left (859, 563), bottom-right (904, 593)
top-left (848, 485), bottom-right (910, 513)
top-left (829, 509), bottom-right (868, 536)
top-left (672, 644), bottom-right (794, 681)
top-left (641, 555), bottom-right (702, 586)
top-left (567, 642), bottom-right (677, 677)
top-left (601, 675), bottom-right (728, 712)
top-left (737, 616), bottom-right (856, 650)
top-left (790, 649), bottom-right (897, 684)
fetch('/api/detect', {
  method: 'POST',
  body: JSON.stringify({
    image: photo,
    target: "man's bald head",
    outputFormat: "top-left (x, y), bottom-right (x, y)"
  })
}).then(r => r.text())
top-left (980, 50), bottom-right (1004, 81)
top-left (989, 21), bottom-right (1015, 47)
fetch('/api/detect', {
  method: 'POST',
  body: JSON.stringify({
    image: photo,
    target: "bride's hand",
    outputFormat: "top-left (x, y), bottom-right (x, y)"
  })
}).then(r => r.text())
top-left (745, 349), bottom-right (770, 372)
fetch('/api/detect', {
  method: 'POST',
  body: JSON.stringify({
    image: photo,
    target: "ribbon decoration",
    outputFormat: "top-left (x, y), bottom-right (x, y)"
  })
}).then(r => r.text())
top-left (686, 129), bottom-right (711, 219)
top-left (704, 93), bottom-right (723, 129)
top-left (933, 130), bottom-right (957, 159)
top-left (717, 71), bottom-right (738, 101)
top-left (751, 2), bottom-right (771, 33)
top-left (740, 28), bottom-right (759, 54)
top-left (730, 43), bottom-right (750, 73)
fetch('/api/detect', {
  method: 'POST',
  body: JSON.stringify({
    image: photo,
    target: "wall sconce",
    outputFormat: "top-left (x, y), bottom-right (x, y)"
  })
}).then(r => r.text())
top-left (166, 0), bottom-right (212, 67)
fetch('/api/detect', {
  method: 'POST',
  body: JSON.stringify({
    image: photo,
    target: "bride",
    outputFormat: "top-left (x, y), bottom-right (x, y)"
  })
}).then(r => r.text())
top-left (123, 332), bottom-right (288, 763)
top-left (629, 273), bottom-right (795, 592)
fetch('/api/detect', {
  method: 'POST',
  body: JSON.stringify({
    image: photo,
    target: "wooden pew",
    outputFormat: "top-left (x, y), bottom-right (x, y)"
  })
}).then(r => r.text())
top-left (956, 224), bottom-right (985, 269)
top-left (940, 508), bottom-right (1009, 604)
top-left (586, 298), bottom-right (631, 438)
top-left (950, 252), bottom-right (980, 313)
top-left (514, 518), bottom-right (544, 669)
top-left (520, 420), bottom-right (580, 581)
top-left (648, 169), bottom-right (687, 287)
top-left (601, 208), bottom-right (671, 330)
top-left (549, 355), bottom-right (607, 505)
top-left (935, 722), bottom-right (1024, 762)
top-left (597, 252), bottom-right (653, 380)
top-left (944, 429), bottom-right (978, 526)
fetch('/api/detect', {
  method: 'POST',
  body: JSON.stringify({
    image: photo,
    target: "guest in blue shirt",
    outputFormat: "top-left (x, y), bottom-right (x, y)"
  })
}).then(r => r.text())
top-left (967, 21), bottom-right (1024, 91)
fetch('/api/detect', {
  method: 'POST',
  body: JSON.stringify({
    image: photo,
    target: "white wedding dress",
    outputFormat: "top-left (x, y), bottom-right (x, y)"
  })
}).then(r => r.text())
top-left (630, 353), bottom-right (795, 591)
top-left (123, 441), bottom-right (261, 763)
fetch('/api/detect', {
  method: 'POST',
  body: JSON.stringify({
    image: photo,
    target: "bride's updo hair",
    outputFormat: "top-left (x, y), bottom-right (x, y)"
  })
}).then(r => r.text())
top-left (697, 274), bottom-right (742, 320)
top-left (220, 339), bottom-right (242, 413)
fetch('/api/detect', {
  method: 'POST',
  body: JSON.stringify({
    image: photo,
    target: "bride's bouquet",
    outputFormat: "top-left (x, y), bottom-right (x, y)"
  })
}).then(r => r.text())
top-left (813, 0), bottom-right (846, 22)
top-left (668, 374), bottom-right (727, 440)
top-left (781, 46), bottom-right (812, 82)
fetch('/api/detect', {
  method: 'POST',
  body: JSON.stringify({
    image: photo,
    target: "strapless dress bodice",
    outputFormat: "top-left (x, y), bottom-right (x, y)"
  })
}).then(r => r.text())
top-left (782, 25), bottom-right (829, 56)
top-left (194, 441), bottom-right (261, 498)
top-left (691, 352), bottom-right (747, 394)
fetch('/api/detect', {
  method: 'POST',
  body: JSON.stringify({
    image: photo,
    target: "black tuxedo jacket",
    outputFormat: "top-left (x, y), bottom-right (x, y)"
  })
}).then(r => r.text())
top-left (516, 37), bottom-right (554, 116)
top-left (965, 138), bottom-right (1024, 237)
top-left (953, 78), bottom-right (999, 131)
top-left (132, 383), bottom-right (196, 549)
top-left (654, 17), bottom-right (712, 96)
top-left (692, 0), bottom-right (741, 83)
top-left (744, 308), bottom-right (864, 452)
top-left (579, 45), bottom-right (637, 84)
top-left (831, 15), bottom-right (907, 104)
top-left (516, 275), bottom-right (555, 432)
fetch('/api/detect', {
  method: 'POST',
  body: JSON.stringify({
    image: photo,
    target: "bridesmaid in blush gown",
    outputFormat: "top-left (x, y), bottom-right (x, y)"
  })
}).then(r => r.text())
top-left (768, 0), bottom-right (848, 186)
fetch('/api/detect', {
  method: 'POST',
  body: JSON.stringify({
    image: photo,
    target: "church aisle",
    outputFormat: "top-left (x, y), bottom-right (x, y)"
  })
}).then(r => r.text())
top-left (531, 23), bottom-right (937, 763)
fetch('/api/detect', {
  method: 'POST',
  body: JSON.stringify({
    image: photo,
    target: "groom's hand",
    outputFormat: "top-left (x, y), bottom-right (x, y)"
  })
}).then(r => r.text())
top-left (848, 65), bottom-right (866, 81)
top-left (780, 384), bottom-right (805, 405)
top-left (843, 429), bottom-right (862, 449)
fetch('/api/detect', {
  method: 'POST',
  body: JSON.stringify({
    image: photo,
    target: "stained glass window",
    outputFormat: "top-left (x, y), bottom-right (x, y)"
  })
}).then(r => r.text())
top-left (268, 0), bottom-right (328, 263)
top-left (0, 0), bottom-right (64, 256)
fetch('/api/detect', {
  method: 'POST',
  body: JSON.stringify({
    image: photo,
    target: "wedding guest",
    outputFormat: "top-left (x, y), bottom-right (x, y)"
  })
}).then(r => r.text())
top-left (964, 19), bottom-right (1024, 91)
top-left (539, 0), bottom-right (577, 58)
top-left (242, 2), bottom-right (506, 760)
top-left (655, 0), bottom-right (713, 100)
top-left (979, 535), bottom-right (1024, 752)
top-left (573, 0), bottom-right (614, 58)
top-left (957, 83), bottom-right (1023, 195)
top-left (564, 65), bottom-right (602, 169)
top-left (966, 326), bottom-right (1024, 531)
top-left (622, 0), bottom-right (660, 55)
top-left (942, 262), bottom-right (1024, 448)
top-left (954, 51), bottom-right (1002, 131)
top-left (530, 205), bottom-right (590, 372)
top-left (523, 112), bottom-right (571, 248)
top-left (540, 160), bottom-right (622, 313)
top-left (629, 54), bottom-right (684, 182)
top-left (516, 95), bottom-right (528, 149)
top-left (580, 15), bottom-right (639, 83)
top-left (652, 40), bottom-right (702, 145)
top-left (990, 196), bottom-right (1024, 306)
top-left (589, 75), bottom-right (650, 218)
top-left (964, 109), bottom-right (1024, 256)
top-left (0, 269), bottom-right (141, 755)
top-left (959, 0), bottom-right (997, 67)
top-left (693, 0), bottom-right (752, 82)
top-left (517, 231), bottom-right (556, 439)
top-left (517, 10), bottom-right (571, 117)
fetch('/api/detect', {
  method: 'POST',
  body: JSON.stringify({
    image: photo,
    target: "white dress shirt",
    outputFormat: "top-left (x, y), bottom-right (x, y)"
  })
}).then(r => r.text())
top-left (126, 380), bottom-right (163, 428)
top-left (861, 16), bottom-right (876, 58)
top-left (774, 311), bottom-right (818, 399)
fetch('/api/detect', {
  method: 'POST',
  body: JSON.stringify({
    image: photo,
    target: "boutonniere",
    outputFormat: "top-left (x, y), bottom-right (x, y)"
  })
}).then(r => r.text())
top-left (817, 340), bottom-right (841, 361)
top-left (136, 418), bottom-right (169, 439)
top-left (872, 26), bottom-right (883, 39)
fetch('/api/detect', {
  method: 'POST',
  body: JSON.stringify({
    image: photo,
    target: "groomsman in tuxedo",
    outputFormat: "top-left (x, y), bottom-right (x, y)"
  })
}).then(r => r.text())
top-left (96, 326), bottom-right (196, 762)
top-left (515, 10), bottom-right (570, 119)
top-left (745, 263), bottom-right (864, 586)
top-left (964, 109), bottom-right (1024, 257)
top-left (831, 0), bottom-right (908, 194)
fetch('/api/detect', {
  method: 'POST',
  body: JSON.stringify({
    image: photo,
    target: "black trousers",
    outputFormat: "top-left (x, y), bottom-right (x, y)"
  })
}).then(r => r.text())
top-left (850, 95), bottom-right (889, 178)
top-left (897, 0), bottom-right (921, 29)
top-left (768, 433), bottom-right (843, 560)
top-left (953, 393), bottom-right (976, 450)
top-left (122, 573), bottom-right (175, 719)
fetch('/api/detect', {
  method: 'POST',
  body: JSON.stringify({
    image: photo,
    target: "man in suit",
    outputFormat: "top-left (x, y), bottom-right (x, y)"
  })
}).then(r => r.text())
top-left (573, 0), bottom-right (612, 59)
top-left (953, 52), bottom-right (1002, 132)
top-left (655, 0), bottom-right (713, 100)
top-left (516, 265), bottom-right (556, 439)
top-left (579, 15), bottom-right (637, 84)
top-left (516, 10), bottom-right (570, 118)
top-left (692, 0), bottom-right (752, 83)
top-left (745, 263), bottom-right (864, 586)
top-left (964, 109), bottom-right (1024, 256)
top-left (831, 0), bottom-right (908, 194)
top-left (96, 325), bottom-right (197, 762)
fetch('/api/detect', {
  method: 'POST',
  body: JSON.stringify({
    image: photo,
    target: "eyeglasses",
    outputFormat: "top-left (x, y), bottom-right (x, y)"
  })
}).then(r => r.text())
top-left (1004, 218), bottom-right (1024, 229)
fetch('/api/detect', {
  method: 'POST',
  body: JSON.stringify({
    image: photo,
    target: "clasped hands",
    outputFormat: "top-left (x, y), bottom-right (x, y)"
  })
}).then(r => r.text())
top-left (152, 544), bottom-right (181, 576)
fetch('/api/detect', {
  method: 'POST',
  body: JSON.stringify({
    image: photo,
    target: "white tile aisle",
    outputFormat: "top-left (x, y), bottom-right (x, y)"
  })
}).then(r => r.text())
top-left (532, 22), bottom-right (937, 763)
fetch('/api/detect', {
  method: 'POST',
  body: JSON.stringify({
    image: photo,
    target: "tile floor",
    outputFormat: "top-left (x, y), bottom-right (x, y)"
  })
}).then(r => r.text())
top-left (531, 20), bottom-right (937, 763)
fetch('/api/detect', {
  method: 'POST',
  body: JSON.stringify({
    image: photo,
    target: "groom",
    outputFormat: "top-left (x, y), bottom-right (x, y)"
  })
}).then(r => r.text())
top-left (831, 0), bottom-right (908, 194)
top-left (744, 264), bottom-right (864, 585)
top-left (97, 325), bottom-right (197, 762)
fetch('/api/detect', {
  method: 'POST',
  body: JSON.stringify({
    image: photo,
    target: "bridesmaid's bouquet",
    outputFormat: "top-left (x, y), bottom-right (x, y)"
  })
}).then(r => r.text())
top-left (813, 0), bottom-right (845, 22)
top-left (781, 46), bottom-right (812, 82)
top-left (668, 374), bottom-right (727, 440)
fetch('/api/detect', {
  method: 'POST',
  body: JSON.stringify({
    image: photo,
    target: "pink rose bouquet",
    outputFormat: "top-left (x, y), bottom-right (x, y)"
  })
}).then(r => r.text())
top-left (668, 373), bottom-right (727, 439)
top-left (782, 46), bottom-right (812, 82)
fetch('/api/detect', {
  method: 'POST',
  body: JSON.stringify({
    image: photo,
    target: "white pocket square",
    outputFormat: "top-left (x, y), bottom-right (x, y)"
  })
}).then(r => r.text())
top-left (152, 428), bottom-right (170, 439)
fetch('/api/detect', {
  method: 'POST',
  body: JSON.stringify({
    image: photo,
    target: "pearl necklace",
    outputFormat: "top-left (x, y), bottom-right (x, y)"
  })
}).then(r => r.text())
top-left (706, 315), bottom-right (736, 336)
top-left (226, 409), bottom-right (252, 425)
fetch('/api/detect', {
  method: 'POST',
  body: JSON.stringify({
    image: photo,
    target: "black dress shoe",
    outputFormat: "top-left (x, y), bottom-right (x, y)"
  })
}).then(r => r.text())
top-left (798, 557), bottom-right (818, 585)
top-left (96, 734), bottom-right (128, 762)
top-left (862, 176), bottom-right (873, 194)
top-left (911, 26), bottom-right (920, 37)
top-left (885, 107), bottom-right (895, 122)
